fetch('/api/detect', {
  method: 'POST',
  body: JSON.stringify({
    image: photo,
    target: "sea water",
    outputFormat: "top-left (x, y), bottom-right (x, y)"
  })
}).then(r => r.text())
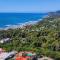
top-left (0, 13), bottom-right (47, 29)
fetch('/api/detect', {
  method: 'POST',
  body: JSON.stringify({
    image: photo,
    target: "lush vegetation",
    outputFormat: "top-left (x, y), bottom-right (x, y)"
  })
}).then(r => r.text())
top-left (0, 11), bottom-right (60, 60)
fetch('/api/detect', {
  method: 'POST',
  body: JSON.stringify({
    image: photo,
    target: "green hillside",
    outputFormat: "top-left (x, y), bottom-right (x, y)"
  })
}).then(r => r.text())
top-left (0, 12), bottom-right (60, 60)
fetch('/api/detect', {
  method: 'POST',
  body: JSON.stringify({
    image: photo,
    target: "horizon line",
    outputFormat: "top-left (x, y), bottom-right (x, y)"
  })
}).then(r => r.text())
top-left (0, 10), bottom-right (59, 13)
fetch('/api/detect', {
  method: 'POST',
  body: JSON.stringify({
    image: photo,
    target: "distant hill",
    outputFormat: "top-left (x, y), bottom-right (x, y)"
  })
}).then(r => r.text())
top-left (37, 11), bottom-right (60, 31)
top-left (48, 10), bottom-right (60, 17)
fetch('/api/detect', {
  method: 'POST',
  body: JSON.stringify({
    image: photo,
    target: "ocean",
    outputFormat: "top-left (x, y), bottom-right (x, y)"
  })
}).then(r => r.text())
top-left (0, 13), bottom-right (47, 29)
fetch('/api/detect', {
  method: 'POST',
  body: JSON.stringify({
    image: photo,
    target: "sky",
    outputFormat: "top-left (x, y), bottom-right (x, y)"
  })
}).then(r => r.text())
top-left (0, 0), bottom-right (60, 13)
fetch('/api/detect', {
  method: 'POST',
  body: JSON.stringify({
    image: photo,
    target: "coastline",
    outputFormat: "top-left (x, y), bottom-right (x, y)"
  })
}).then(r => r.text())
top-left (0, 19), bottom-right (42, 30)
top-left (0, 13), bottom-right (47, 30)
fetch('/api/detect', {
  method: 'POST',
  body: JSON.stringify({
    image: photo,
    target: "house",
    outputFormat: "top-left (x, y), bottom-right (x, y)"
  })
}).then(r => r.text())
top-left (0, 38), bottom-right (11, 44)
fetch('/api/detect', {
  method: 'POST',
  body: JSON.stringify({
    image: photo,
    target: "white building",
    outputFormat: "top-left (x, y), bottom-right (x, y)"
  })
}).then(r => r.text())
top-left (0, 38), bottom-right (11, 44)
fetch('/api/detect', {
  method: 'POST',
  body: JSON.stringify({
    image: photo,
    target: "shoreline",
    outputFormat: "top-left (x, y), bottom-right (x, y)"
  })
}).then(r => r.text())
top-left (0, 14), bottom-right (48, 30)
top-left (0, 19), bottom-right (42, 30)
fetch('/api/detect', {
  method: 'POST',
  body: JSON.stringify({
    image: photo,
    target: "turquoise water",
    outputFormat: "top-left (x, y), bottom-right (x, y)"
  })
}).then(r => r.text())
top-left (0, 13), bottom-right (47, 28)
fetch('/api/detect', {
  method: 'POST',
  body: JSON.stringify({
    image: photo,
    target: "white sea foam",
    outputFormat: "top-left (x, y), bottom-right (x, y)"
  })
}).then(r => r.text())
top-left (5, 25), bottom-right (12, 27)
top-left (0, 19), bottom-right (41, 30)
